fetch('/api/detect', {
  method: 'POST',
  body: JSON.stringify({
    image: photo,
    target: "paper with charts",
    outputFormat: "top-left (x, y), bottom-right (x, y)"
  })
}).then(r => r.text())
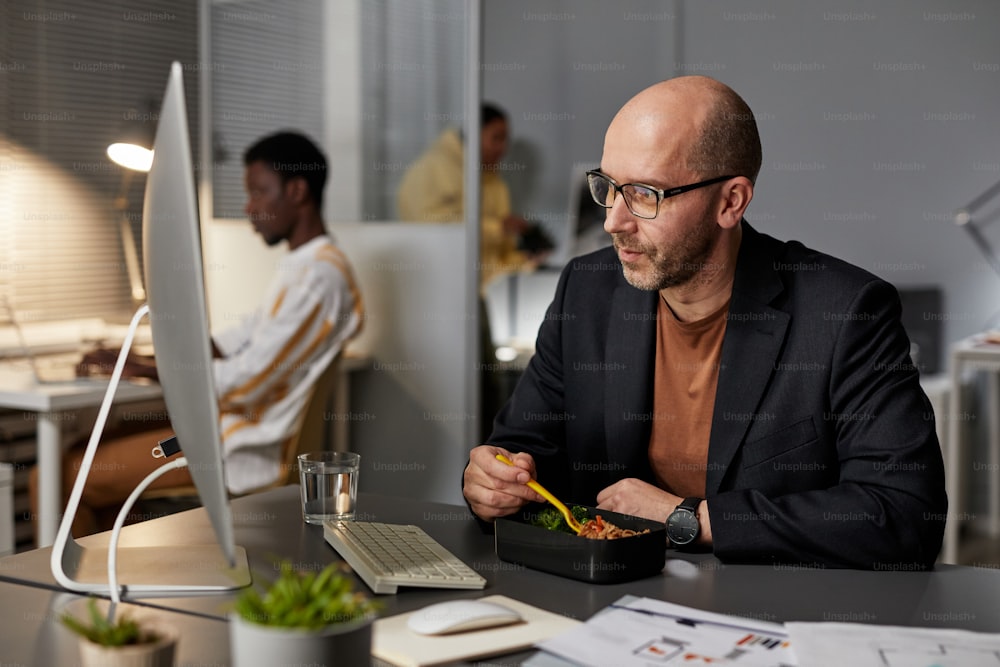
top-left (535, 594), bottom-right (797, 666)
top-left (785, 621), bottom-right (1000, 667)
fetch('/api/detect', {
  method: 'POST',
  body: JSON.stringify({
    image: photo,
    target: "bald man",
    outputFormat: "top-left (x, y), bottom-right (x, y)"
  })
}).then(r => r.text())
top-left (463, 76), bottom-right (946, 569)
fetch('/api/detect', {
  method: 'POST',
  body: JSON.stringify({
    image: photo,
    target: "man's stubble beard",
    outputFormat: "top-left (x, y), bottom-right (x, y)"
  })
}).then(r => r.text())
top-left (614, 213), bottom-right (717, 292)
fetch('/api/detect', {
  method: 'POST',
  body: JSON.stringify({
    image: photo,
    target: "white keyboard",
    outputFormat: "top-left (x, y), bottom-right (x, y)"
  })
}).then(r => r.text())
top-left (323, 521), bottom-right (486, 594)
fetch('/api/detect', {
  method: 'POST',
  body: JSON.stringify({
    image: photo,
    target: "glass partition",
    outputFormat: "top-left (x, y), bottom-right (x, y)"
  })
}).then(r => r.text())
top-left (208, 0), bottom-right (467, 224)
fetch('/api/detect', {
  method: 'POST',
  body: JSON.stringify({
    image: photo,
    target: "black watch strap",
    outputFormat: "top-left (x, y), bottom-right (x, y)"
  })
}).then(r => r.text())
top-left (678, 497), bottom-right (702, 514)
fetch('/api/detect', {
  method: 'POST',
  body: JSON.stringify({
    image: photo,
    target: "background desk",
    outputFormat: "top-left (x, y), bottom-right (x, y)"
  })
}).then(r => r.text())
top-left (0, 354), bottom-right (370, 550)
top-left (2, 485), bottom-right (1000, 665)
top-left (0, 371), bottom-right (163, 548)
top-left (944, 336), bottom-right (1000, 564)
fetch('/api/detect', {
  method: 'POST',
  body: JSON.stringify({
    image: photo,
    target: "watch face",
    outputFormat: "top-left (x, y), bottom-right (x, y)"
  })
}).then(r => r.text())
top-left (666, 509), bottom-right (699, 545)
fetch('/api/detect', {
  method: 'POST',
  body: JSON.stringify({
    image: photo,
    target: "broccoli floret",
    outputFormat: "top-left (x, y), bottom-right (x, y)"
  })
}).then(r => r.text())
top-left (529, 506), bottom-right (590, 534)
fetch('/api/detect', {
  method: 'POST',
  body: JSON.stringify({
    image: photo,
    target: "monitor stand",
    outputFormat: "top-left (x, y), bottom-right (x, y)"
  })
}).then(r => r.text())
top-left (53, 539), bottom-right (251, 597)
top-left (49, 305), bottom-right (251, 598)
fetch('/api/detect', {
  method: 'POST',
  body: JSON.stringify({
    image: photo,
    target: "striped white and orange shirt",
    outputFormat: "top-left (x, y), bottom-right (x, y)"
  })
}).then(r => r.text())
top-left (212, 235), bottom-right (363, 494)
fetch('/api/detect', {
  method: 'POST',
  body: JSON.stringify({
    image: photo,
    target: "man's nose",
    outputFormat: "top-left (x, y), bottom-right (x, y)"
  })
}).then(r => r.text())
top-left (603, 194), bottom-right (636, 234)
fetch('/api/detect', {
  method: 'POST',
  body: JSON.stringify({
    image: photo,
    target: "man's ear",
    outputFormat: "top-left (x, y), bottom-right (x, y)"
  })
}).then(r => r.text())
top-left (716, 177), bottom-right (753, 230)
top-left (284, 176), bottom-right (310, 206)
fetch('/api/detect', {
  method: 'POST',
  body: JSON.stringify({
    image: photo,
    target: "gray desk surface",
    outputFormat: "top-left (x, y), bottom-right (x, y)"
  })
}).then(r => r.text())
top-left (3, 485), bottom-right (1000, 666)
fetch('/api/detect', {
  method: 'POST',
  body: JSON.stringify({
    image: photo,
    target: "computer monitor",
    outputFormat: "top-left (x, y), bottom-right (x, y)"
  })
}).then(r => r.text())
top-left (141, 61), bottom-right (235, 564)
top-left (50, 62), bottom-right (250, 597)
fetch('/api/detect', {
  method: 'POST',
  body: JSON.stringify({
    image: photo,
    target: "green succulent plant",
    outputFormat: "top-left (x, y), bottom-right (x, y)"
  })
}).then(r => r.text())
top-left (61, 598), bottom-right (160, 647)
top-left (234, 561), bottom-right (379, 631)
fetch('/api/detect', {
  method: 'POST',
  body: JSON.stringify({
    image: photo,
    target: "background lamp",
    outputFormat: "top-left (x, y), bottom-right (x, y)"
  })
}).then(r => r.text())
top-left (954, 178), bottom-right (1000, 278)
top-left (955, 177), bottom-right (1000, 329)
top-left (107, 112), bottom-right (155, 304)
top-left (107, 142), bottom-right (153, 172)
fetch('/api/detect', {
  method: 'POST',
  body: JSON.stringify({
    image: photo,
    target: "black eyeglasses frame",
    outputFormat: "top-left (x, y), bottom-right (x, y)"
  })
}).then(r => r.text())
top-left (586, 169), bottom-right (737, 219)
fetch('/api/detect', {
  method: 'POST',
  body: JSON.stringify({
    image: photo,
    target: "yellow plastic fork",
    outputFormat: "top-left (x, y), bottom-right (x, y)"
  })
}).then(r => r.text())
top-left (495, 453), bottom-right (583, 534)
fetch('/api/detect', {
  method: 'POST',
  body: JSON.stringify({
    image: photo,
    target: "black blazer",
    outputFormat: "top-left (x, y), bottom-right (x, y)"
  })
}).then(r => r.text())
top-left (489, 222), bottom-right (946, 569)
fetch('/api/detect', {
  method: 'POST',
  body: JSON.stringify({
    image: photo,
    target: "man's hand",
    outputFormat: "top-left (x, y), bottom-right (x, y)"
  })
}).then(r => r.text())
top-left (597, 478), bottom-right (713, 545)
top-left (463, 445), bottom-right (544, 521)
top-left (77, 346), bottom-right (158, 381)
top-left (76, 347), bottom-right (119, 378)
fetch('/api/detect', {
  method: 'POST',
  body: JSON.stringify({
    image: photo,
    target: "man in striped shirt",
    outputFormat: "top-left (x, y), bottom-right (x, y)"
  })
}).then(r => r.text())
top-left (32, 132), bottom-right (364, 536)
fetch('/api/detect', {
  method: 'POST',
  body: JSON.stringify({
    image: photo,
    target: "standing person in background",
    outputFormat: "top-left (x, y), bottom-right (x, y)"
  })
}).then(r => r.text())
top-left (399, 103), bottom-right (551, 437)
top-left (397, 102), bottom-right (548, 290)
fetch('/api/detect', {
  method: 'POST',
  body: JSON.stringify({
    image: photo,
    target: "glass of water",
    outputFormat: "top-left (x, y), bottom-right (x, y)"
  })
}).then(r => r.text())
top-left (297, 451), bottom-right (360, 524)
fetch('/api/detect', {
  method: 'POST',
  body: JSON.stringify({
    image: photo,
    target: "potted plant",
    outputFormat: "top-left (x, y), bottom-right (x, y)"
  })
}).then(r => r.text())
top-left (229, 560), bottom-right (380, 666)
top-left (61, 597), bottom-right (177, 667)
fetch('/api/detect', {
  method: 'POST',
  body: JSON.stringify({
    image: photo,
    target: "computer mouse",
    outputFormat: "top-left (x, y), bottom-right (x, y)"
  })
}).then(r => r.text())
top-left (406, 599), bottom-right (523, 636)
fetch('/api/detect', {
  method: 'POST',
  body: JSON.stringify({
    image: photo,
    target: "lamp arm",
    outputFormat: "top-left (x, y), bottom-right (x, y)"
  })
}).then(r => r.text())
top-left (113, 169), bottom-right (146, 304)
top-left (118, 215), bottom-right (145, 303)
top-left (958, 177), bottom-right (1000, 217)
top-left (961, 222), bottom-right (1000, 279)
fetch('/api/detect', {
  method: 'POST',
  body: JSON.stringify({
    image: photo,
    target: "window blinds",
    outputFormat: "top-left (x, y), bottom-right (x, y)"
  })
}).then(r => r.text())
top-left (209, 0), bottom-right (324, 220)
top-left (0, 0), bottom-right (197, 324)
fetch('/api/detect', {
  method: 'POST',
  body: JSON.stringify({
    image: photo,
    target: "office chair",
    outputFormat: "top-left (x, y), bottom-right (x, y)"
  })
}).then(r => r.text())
top-left (275, 352), bottom-right (344, 484)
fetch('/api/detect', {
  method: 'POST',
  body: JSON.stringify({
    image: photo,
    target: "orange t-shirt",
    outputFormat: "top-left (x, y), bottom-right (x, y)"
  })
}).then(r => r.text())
top-left (647, 296), bottom-right (730, 499)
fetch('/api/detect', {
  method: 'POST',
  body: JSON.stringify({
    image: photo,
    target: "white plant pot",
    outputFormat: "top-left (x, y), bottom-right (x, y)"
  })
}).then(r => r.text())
top-left (77, 628), bottom-right (177, 667)
top-left (229, 613), bottom-right (373, 667)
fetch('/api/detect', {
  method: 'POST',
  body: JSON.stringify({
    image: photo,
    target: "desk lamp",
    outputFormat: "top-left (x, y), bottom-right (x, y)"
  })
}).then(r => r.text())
top-left (107, 113), bottom-right (155, 305)
top-left (955, 177), bottom-right (1000, 330)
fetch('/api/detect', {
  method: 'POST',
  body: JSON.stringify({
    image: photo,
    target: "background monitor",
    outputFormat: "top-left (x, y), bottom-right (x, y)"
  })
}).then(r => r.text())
top-left (50, 62), bottom-right (248, 596)
top-left (897, 287), bottom-right (944, 375)
top-left (564, 168), bottom-right (611, 263)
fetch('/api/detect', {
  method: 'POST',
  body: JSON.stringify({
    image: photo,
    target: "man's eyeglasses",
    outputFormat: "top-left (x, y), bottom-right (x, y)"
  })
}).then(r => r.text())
top-left (586, 170), bottom-right (735, 219)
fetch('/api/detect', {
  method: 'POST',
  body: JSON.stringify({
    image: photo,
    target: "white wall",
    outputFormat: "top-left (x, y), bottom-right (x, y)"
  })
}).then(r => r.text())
top-left (323, 0), bottom-right (363, 222)
top-left (330, 223), bottom-right (472, 504)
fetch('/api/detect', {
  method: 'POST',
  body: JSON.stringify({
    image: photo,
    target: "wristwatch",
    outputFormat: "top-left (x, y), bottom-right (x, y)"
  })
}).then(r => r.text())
top-left (666, 497), bottom-right (703, 547)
